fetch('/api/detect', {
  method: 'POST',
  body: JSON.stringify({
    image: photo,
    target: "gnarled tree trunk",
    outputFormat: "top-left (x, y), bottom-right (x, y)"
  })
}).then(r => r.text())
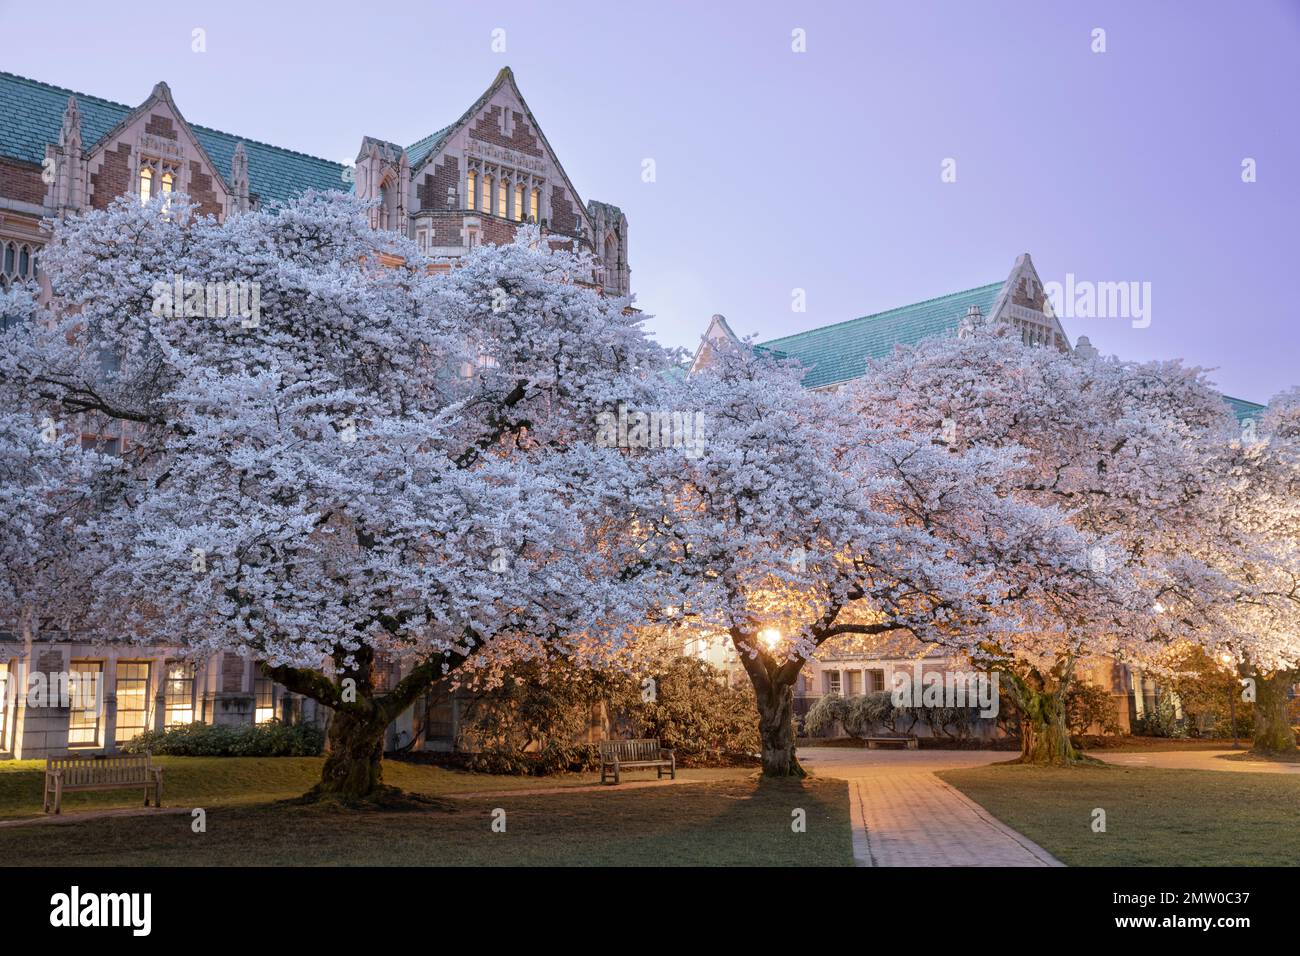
top-left (318, 708), bottom-right (387, 799)
top-left (1004, 661), bottom-right (1081, 766)
top-left (1251, 669), bottom-right (1297, 754)
top-left (264, 643), bottom-right (468, 802)
top-left (733, 630), bottom-right (806, 778)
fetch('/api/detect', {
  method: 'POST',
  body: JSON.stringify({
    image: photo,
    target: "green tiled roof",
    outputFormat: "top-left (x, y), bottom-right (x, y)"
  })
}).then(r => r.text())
top-left (756, 280), bottom-right (1265, 424)
top-left (407, 124), bottom-right (456, 171)
top-left (1223, 395), bottom-right (1267, 424)
top-left (757, 282), bottom-right (1004, 389)
top-left (0, 71), bottom-right (347, 207)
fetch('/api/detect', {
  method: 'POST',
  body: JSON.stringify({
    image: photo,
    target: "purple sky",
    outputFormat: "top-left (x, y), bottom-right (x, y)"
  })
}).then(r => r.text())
top-left (4, 0), bottom-right (1297, 402)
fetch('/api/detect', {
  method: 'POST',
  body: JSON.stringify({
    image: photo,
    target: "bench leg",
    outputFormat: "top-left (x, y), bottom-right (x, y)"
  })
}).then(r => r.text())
top-left (54, 779), bottom-right (62, 815)
top-left (43, 777), bottom-right (49, 814)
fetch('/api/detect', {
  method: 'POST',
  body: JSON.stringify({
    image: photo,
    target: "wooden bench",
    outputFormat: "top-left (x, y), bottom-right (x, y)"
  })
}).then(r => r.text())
top-left (864, 736), bottom-right (919, 750)
top-left (599, 739), bottom-right (675, 785)
top-left (44, 754), bottom-right (164, 814)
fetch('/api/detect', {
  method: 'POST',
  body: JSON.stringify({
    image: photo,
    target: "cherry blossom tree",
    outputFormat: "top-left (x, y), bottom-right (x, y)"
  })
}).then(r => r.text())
top-left (848, 321), bottom-right (1299, 761)
top-left (638, 342), bottom-right (1129, 775)
top-left (0, 193), bottom-right (669, 800)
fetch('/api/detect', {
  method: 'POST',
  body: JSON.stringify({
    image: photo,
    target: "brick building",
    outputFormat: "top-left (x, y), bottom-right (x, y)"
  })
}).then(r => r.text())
top-left (0, 66), bottom-right (629, 759)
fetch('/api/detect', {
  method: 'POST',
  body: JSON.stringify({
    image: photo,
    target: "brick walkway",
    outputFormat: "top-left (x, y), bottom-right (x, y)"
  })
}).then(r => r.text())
top-left (802, 747), bottom-right (1063, 867)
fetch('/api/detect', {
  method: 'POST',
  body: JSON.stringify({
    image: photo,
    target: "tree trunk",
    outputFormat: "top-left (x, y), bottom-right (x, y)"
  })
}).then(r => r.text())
top-left (756, 680), bottom-right (806, 778)
top-left (1017, 685), bottom-right (1078, 765)
top-left (317, 709), bottom-right (387, 799)
top-left (1251, 670), bottom-right (1297, 754)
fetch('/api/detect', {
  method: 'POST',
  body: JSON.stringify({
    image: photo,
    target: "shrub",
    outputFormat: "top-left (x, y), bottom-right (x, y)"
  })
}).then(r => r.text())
top-left (123, 721), bottom-right (325, 757)
top-left (455, 656), bottom-right (759, 775)
top-left (1065, 678), bottom-right (1121, 736)
top-left (621, 657), bottom-right (760, 764)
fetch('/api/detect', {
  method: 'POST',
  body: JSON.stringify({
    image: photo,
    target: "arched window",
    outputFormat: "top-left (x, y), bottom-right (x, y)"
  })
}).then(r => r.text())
top-left (530, 188), bottom-right (540, 223)
top-left (496, 180), bottom-right (507, 218)
top-left (482, 174), bottom-right (493, 213)
top-left (139, 166), bottom-right (153, 203)
top-left (514, 183), bottom-right (524, 222)
top-left (161, 170), bottom-right (174, 195)
top-left (466, 170), bottom-right (477, 211)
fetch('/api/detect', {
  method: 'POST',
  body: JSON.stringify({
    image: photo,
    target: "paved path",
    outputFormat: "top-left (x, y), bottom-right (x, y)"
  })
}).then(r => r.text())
top-left (1097, 750), bottom-right (1300, 774)
top-left (800, 747), bottom-right (1063, 867)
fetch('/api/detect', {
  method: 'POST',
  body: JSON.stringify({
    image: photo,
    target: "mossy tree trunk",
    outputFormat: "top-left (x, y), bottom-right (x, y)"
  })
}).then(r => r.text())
top-left (264, 643), bottom-right (468, 802)
top-left (1251, 668), bottom-right (1297, 754)
top-left (1002, 659), bottom-right (1082, 766)
top-left (733, 629), bottom-right (806, 778)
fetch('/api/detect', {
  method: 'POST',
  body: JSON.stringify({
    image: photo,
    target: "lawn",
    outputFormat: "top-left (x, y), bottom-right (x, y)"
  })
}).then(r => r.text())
top-left (0, 757), bottom-right (853, 866)
top-left (0, 756), bottom-right (754, 822)
top-left (940, 763), bottom-right (1300, 866)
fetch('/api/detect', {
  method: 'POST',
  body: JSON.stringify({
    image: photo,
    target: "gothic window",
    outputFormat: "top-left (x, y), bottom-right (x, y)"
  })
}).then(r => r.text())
top-left (466, 170), bottom-right (476, 211)
top-left (530, 187), bottom-right (540, 223)
top-left (481, 174), bottom-right (492, 213)
top-left (496, 180), bottom-right (507, 218)
top-left (0, 240), bottom-right (40, 291)
top-left (514, 183), bottom-right (524, 222)
top-left (139, 159), bottom-right (179, 206)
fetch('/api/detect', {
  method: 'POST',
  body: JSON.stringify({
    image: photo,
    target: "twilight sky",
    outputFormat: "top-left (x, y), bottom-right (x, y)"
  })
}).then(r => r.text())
top-left (3, 0), bottom-right (1297, 402)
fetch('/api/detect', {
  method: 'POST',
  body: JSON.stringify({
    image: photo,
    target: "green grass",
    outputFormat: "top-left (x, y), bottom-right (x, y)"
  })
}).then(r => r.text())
top-left (940, 763), bottom-right (1300, 866)
top-left (0, 772), bottom-right (851, 866)
top-left (0, 756), bottom-right (748, 821)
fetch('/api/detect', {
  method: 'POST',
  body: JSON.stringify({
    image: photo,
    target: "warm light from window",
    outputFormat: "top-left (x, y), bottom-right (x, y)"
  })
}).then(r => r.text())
top-left (160, 170), bottom-right (174, 194)
top-left (139, 167), bottom-right (152, 203)
top-left (466, 170), bottom-right (476, 210)
top-left (496, 181), bottom-right (506, 218)
top-left (514, 183), bottom-right (524, 221)
top-left (482, 175), bottom-right (492, 213)
top-left (530, 187), bottom-right (540, 223)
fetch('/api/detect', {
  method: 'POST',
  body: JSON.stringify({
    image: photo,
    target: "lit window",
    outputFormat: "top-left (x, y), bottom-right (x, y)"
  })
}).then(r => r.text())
top-left (254, 674), bottom-right (276, 723)
top-left (530, 188), bottom-right (539, 223)
top-left (160, 170), bottom-right (174, 195)
top-left (466, 170), bottom-right (476, 211)
top-left (164, 663), bottom-right (194, 727)
top-left (482, 175), bottom-right (492, 213)
top-left (114, 661), bottom-right (151, 744)
top-left (514, 183), bottom-right (524, 221)
top-left (497, 181), bottom-right (507, 218)
top-left (139, 167), bottom-right (153, 203)
top-left (67, 661), bottom-right (103, 746)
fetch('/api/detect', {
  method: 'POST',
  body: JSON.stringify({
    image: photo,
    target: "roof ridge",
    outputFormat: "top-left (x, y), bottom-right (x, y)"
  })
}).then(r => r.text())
top-left (1, 69), bottom-right (344, 170)
top-left (760, 280), bottom-right (1004, 346)
top-left (1222, 394), bottom-right (1266, 407)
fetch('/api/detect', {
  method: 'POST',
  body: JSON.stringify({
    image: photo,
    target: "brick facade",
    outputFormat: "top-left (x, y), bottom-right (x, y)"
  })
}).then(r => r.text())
top-left (187, 159), bottom-right (222, 218)
top-left (0, 157), bottom-right (45, 206)
top-left (89, 143), bottom-right (132, 211)
top-left (469, 106), bottom-right (543, 157)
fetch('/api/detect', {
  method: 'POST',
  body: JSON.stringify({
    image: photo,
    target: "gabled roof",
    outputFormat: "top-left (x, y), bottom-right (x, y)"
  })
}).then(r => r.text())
top-left (756, 282), bottom-right (1004, 389)
top-left (0, 71), bottom-right (346, 206)
top-left (404, 67), bottom-right (593, 233)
